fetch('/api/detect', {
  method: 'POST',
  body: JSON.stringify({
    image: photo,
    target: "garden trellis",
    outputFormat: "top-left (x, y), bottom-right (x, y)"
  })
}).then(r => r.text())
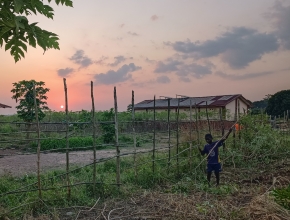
top-left (0, 78), bottom-right (289, 217)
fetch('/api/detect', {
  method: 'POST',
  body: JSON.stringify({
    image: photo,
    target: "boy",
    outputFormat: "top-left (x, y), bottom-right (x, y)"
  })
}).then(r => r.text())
top-left (198, 128), bottom-right (232, 187)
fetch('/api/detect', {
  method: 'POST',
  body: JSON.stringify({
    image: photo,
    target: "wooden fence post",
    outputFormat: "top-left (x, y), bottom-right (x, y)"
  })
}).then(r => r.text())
top-left (176, 98), bottom-right (180, 176)
top-left (238, 100), bottom-right (241, 140)
top-left (114, 87), bottom-right (120, 187)
top-left (205, 101), bottom-right (211, 135)
top-left (132, 90), bottom-right (137, 178)
top-left (91, 81), bottom-right (97, 196)
top-left (195, 103), bottom-right (200, 146)
top-left (153, 95), bottom-right (156, 174)
top-left (189, 99), bottom-right (192, 170)
top-left (233, 99), bottom-right (237, 148)
top-left (167, 98), bottom-right (171, 173)
top-left (33, 83), bottom-right (42, 199)
top-left (63, 78), bottom-right (71, 199)
top-left (219, 108), bottom-right (225, 151)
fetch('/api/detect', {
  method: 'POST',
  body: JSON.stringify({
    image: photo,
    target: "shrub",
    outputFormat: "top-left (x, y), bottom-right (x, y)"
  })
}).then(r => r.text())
top-left (273, 185), bottom-right (290, 210)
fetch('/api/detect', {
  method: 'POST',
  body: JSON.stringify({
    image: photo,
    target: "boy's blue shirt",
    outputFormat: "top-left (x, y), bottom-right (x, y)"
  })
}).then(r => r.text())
top-left (202, 140), bottom-right (224, 164)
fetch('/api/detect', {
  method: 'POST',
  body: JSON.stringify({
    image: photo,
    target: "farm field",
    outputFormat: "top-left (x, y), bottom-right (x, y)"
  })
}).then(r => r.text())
top-left (2, 0), bottom-right (290, 219)
top-left (0, 112), bottom-right (290, 219)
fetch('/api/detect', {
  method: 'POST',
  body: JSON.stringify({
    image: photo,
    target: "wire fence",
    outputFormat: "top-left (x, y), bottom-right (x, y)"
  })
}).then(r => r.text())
top-left (0, 79), bottom-right (289, 207)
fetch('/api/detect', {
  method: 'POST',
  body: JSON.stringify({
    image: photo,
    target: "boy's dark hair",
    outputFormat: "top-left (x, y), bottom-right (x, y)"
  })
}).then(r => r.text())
top-left (205, 134), bottom-right (213, 139)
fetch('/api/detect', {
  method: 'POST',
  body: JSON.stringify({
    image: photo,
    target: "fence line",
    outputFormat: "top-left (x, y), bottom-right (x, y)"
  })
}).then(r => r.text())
top-left (2, 78), bottom-right (286, 211)
top-left (0, 144), bottom-right (197, 197)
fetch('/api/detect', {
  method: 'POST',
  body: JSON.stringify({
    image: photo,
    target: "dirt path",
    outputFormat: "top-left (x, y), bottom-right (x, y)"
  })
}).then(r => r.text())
top-left (0, 148), bottom-right (138, 176)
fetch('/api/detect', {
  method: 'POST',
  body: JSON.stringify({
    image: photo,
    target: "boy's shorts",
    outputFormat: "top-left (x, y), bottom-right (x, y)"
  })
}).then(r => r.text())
top-left (207, 163), bottom-right (222, 173)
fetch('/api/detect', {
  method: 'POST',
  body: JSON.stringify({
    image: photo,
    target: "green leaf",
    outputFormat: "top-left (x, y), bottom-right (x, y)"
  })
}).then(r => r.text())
top-left (14, 0), bottom-right (24, 13)
top-left (5, 38), bottom-right (15, 51)
top-left (27, 35), bottom-right (36, 47)
top-left (0, 27), bottom-right (12, 38)
top-left (1, 0), bottom-right (73, 62)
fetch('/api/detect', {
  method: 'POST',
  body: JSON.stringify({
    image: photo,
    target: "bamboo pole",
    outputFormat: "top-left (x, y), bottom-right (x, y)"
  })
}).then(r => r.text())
top-left (238, 100), bottom-right (241, 140)
top-left (189, 99), bottom-right (192, 170)
top-left (114, 87), bottom-right (120, 187)
top-left (205, 101), bottom-right (211, 135)
top-left (176, 98), bottom-right (180, 176)
top-left (167, 98), bottom-right (171, 173)
top-left (219, 108), bottom-right (225, 151)
top-left (233, 99), bottom-right (237, 148)
top-left (91, 81), bottom-right (97, 196)
top-left (33, 83), bottom-right (42, 199)
top-left (132, 90), bottom-right (137, 178)
top-left (63, 78), bottom-right (71, 199)
top-left (152, 95), bottom-right (156, 174)
top-left (194, 103), bottom-right (200, 146)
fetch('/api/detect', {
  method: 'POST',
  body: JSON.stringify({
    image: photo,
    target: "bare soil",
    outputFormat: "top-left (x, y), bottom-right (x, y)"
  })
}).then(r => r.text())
top-left (0, 148), bottom-right (137, 176)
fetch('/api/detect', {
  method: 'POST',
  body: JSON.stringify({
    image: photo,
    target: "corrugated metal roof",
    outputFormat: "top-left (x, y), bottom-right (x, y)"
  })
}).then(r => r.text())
top-left (134, 94), bottom-right (250, 109)
top-left (0, 103), bottom-right (12, 108)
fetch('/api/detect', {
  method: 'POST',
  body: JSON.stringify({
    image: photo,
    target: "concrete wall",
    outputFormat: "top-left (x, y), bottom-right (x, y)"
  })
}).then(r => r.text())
top-left (135, 98), bottom-right (249, 120)
top-left (225, 98), bottom-right (248, 120)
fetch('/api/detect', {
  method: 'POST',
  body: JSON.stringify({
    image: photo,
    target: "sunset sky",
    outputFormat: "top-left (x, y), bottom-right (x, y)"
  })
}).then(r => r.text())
top-left (1, 0), bottom-right (290, 115)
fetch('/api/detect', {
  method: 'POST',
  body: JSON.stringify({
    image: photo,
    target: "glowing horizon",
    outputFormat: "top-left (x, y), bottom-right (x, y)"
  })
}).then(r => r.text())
top-left (1, 0), bottom-right (290, 115)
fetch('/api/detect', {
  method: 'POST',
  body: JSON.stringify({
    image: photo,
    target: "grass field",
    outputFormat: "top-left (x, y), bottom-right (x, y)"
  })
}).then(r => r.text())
top-left (0, 114), bottom-right (289, 219)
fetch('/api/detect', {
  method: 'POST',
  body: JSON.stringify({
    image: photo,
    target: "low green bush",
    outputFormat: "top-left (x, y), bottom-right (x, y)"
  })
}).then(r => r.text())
top-left (0, 124), bottom-right (18, 133)
top-left (273, 185), bottom-right (290, 210)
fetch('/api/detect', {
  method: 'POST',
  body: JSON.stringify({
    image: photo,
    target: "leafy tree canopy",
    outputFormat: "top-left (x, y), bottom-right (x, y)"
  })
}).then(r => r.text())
top-left (266, 90), bottom-right (290, 116)
top-left (11, 80), bottom-right (50, 122)
top-left (252, 100), bottom-right (268, 109)
top-left (0, 0), bottom-right (73, 62)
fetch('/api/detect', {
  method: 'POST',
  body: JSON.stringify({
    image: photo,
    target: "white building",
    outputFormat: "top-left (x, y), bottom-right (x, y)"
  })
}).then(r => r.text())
top-left (134, 94), bottom-right (251, 120)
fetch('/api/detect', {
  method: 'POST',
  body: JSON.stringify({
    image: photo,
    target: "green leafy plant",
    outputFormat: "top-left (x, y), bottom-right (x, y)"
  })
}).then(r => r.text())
top-left (273, 185), bottom-right (290, 210)
top-left (11, 80), bottom-right (50, 122)
top-left (100, 108), bottom-right (115, 144)
top-left (0, 0), bottom-right (73, 62)
top-left (11, 80), bottom-right (50, 139)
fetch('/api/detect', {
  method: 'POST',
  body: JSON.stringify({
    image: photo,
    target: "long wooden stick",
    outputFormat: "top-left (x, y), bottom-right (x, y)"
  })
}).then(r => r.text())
top-left (132, 90), bottom-right (137, 178)
top-left (189, 99), bottom-right (192, 170)
top-left (176, 98), bottom-right (180, 176)
top-left (219, 108), bottom-right (225, 151)
top-left (91, 81), bottom-right (97, 196)
top-left (33, 83), bottom-right (42, 199)
top-left (114, 87), bottom-right (120, 187)
top-left (238, 100), bottom-right (241, 140)
top-left (167, 98), bottom-right (171, 173)
top-left (233, 98), bottom-right (237, 148)
top-left (63, 78), bottom-right (71, 198)
top-left (194, 103), bottom-right (200, 146)
top-left (153, 95), bottom-right (156, 174)
top-left (205, 101), bottom-right (211, 134)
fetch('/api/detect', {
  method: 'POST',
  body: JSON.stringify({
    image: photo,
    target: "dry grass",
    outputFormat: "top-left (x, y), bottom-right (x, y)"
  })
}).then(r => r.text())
top-left (52, 161), bottom-right (290, 220)
top-left (53, 188), bottom-right (289, 220)
top-left (244, 193), bottom-right (290, 220)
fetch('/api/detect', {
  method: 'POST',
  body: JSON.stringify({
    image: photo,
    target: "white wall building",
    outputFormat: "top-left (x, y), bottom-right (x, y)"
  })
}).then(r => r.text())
top-left (134, 94), bottom-right (251, 120)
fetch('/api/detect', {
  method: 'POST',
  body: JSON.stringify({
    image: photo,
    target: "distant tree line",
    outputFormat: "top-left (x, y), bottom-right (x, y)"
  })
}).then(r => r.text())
top-left (251, 90), bottom-right (290, 117)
